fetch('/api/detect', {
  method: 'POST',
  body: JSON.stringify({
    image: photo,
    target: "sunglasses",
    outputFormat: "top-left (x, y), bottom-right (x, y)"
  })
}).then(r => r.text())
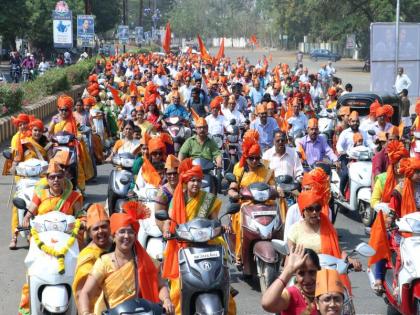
top-left (166, 171), bottom-right (178, 176)
top-left (304, 204), bottom-right (322, 213)
top-left (247, 156), bottom-right (261, 161)
top-left (48, 174), bottom-right (64, 180)
top-left (59, 108), bottom-right (69, 112)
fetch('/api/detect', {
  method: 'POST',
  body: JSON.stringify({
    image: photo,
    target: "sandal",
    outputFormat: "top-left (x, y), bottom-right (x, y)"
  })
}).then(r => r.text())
top-left (9, 237), bottom-right (17, 250)
top-left (373, 283), bottom-right (385, 296)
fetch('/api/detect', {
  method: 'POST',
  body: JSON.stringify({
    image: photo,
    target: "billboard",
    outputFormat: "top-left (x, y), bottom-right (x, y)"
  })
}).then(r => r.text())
top-left (117, 25), bottom-right (129, 45)
top-left (77, 15), bottom-right (95, 48)
top-left (52, 9), bottom-right (73, 48)
top-left (135, 27), bottom-right (144, 44)
top-left (370, 22), bottom-right (420, 98)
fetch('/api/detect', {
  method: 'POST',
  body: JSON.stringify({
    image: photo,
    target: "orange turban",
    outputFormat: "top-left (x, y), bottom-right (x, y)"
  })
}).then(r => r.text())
top-left (353, 132), bottom-right (363, 144)
top-left (47, 161), bottom-right (64, 174)
top-left (240, 137), bottom-right (261, 167)
top-left (376, 104), bottom-right (394, 118)
top-left (308, 118), bottom-right (318, 128)
top-left (82, 96), bottom-right (96, 106)
top-left (382, 141), bottom-right (409, 202)
top-left (370, 100), bottom-right (381, 115)
top-left (57, 95), bottom-right (74, 109)
top-left (29, 118), bottom-right (44, 131)
top-left (349, 111), bottom-right (359, 120)
top-left (243, 130), bottom-right (259, 141)
top-left (301, 168), bottom-right (330, 217)
top-left (195, 117), bottom-right (207, 127)
top-left (210, 96), bottom-right (223, 110)
top-left (398, 158), bottom-right (420, 217)
top-left (88, 74), bottom-right (97, 82)
top-left (148, 137), bottom-right (166, 155)
top-left (415, 98), bottom-right (420, 116)
top-left (156, 64), bottom-right (166, 75)
top-left (86, 203), bottom-right (109, 229)
top-left (338, 106), bottom-right (350, 116)
top-left (163, 159), bottom-right (203, 280)
top-left (87, 83), bottom-right (99, 94)
top-left (297, 190), bottom-right (323, 213)
top-left (165, 154), bottom-right (180, 169)
top-left (109, 202), bottom-right (159, 302)
top-left (11, 113), bottom-right (30, 127)
top-left (328, 87), bottom-right (336, 96)
top-left (255, 104), bottom-right (267, 114)
top-left (315, 269), bottom-right (345, 298)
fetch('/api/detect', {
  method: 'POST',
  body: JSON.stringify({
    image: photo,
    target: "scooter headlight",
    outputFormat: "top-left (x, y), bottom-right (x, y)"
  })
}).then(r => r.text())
top-left (244, 214), bottom-right (259, 232)
top-left (56, 135), bottom-right (71, 144)
top-left (250, 188), bottom-right (269, 202)
top-left (189, 227), bottom-right (212, 242)
top-left (44, 220), bottom-right (67, 232)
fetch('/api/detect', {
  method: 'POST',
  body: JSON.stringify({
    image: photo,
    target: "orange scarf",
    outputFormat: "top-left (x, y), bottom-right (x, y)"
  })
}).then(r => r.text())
top-left (399, 158), bottom-right (420, 217)
top-left (141, 158), bottom-right (161, 187)
top-left (382, 141), bottom-right (408, 202)
top-left (110, 203), bottom-right (159, 302)
top-left (162, 159), bottom-right (203, 279)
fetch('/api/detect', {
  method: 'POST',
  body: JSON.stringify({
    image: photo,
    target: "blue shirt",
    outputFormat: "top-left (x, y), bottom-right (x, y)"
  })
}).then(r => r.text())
top-left (249, 87), bottom-right (264, 105)
top-left (250, 117), bottom-right (280, 151)
top-left (163, 103), bottom-right (191, 121)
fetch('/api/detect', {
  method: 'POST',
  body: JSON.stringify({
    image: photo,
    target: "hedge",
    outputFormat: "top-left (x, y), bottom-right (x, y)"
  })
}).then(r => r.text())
top-left (0, 58), bottom-right (95, 117)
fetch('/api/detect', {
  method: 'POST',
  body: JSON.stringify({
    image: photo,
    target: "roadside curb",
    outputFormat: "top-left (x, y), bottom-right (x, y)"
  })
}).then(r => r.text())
top-left (0, 84), bottom-right (84, 145)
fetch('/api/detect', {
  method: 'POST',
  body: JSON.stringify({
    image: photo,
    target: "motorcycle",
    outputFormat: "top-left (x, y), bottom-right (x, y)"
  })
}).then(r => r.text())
top-left (272, 239), bottom-right (376, 315)
top-left (50, 131), bottom-right (78, 189)
top-left (107, 152), bottom-right (136, 214)
top-left (22, 67), bottom-right (32, 82)
top-left (225, 174), bottom-right (283, 292)
top-left (155, 203), bottom-right (240, 315)
top-left (13, 158), bottom-right (49, 239)
top-left (331, 146), bottom-right (374, 227)
top-left (11, 64), bottom-right (21, 83)
top-left (164, 116), bottom-right (191, 155)
top-left (224, 119), bottom-right (240, 173)
top-left (13, 198), bottom-right (79, 315)
top-left (410, 131), bottom-right (420, 159)
top-left (275, 175), bottom-right (300, 209)
top-left (317, 108), bottom-right (336, 146)
top-left (367, 203), bottom-right (420, 315)
top-left (102, 298), bottom-right (164, 315)
top-left (192, 158), bottom-right (220, 195)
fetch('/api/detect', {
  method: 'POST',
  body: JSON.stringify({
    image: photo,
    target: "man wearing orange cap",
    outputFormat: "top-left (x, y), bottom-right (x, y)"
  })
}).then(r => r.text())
top-left (178, 118), bottom-right (223, 172)
top-left (297, 118), bottom-right (338, 167)
top-left (360, 100), bottom-right (381, 133)
top-left (153, 64), bottom-right (169, 88)
top-left (326, 87), bottom-right (337, 110)
top-left (269, 81), bottom-right (285, 107)
top-left (315, 269), bottom-right (345, 315)
top-left (73, 203), bottom-right (111, 313)
top-left (206, 96), bottom-right (226, 136)
top-left (163, 92), bottom-right (191, 122)
top-left (251, 103), bottom-right (280, 151)
top-left (118, 86), bottom-right (139, 123)
top-left (287, 98), bottom-right (308, 139)
top-left (373, 105), bottom-right (394, 135)
top-left (222, 95), bottom-right (246, 126)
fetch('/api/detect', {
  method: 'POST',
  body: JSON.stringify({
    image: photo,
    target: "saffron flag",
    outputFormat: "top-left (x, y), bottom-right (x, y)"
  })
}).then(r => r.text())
top-left (250, 34), bottom-right (259, 47)
top-left (108, 86), bottom-right (123, 106)
top-left (162, 22), bottom-right (171, 54)
top-left (368, 210), bottom-right (391, 267)
top-left (197, 34), bottom-right (212, 61)
top-left (215, 38), bottom-right (225, 61)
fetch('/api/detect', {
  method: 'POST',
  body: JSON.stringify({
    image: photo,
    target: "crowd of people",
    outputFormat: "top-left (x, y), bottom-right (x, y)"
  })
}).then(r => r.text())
top-left (4, 48), bottom-right (420, 315)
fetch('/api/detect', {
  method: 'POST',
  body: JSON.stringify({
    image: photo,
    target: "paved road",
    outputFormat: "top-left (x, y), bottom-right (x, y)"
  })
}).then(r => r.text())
top-left (0, 49), bottom-right (386, 314)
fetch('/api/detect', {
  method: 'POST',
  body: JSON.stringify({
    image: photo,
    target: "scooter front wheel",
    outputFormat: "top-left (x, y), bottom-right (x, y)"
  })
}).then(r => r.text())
top-left (257, 259), bottom-right (279, 294)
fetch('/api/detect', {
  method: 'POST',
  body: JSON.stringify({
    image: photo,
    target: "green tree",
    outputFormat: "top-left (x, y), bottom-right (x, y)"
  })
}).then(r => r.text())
top-left (0, 0), bottom-right (29, 49)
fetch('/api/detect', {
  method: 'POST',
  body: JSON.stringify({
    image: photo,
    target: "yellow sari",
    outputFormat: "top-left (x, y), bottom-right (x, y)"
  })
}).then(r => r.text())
top-left (53, 119), bottom-right (94, 190)
top-left (169, 191), bottom-right (236, 315)
top-left (73, 243), bottom-right (106, 315)
top-left (231, 163), bottom-right (274, 258)
top-left (90, 254), bottom-right (136, 315)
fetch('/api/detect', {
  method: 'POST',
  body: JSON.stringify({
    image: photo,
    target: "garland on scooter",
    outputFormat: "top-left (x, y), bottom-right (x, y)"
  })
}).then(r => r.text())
top-left (31, 219), bottom-right (81, 274)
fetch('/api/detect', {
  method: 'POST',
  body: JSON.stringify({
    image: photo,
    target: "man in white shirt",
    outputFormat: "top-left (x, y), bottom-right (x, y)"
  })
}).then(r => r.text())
top-left (222, 95), bottom-right (246, 127)
top-left (326, 61), bottom-right (336, 76)
top-left (118, 93), bottom-right (139, 121)
top-left (179, 77), bottom-right (193, 106)
top-left (205, 100), bottom-right (225, 136)
top-left (269, 82), bottom-right (285, 107)
top-left (299, 67), bottom-right (310, 83)
top-left (262, 130), bottom-right (303, 181)
top-left (153, 67), bottom-right (169, 89)
top-left (394, 67), bottom-right (412, 94)
top-left (287, 101), bottom-right (308, 138)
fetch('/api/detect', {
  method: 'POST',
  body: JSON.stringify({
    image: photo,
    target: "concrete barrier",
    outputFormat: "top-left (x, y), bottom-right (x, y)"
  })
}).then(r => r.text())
top-left (0, 84), bottom-right (84, 145)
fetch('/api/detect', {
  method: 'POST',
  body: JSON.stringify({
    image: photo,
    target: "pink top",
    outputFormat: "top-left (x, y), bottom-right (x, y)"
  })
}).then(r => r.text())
top-left (281, 286), bottom-right (317, 315)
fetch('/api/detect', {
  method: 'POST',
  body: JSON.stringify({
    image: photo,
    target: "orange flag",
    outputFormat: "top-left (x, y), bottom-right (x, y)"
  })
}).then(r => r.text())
top-left (197, 34), bottom-right (212, 61)
top-left (268, 53), bottom-right (273, 62)
top-left (141, 157), bottom-right (161, 187)
top-left (108, 85), bottom-right (123, 106)
top-left (215, 38), bottom-right (225, 61)
top-left (368, 210), bottom-right (391, 267)
top-left (250, 34), bottom-right (259, 47)
top-left (190, 108), bottom-right (200, 122)
top-left (162, 22), bottom-right (171, 54)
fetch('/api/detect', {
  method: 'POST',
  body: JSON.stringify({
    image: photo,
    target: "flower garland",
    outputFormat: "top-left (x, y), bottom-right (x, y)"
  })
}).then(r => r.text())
top-left (31, 219), bottom-right (81, 275)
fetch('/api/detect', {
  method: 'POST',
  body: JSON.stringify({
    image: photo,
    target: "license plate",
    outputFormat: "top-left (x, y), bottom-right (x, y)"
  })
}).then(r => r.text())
top-left (252, 210), bottom-right (277, 217)
top-left (192, 251), bottom-right (220, 260)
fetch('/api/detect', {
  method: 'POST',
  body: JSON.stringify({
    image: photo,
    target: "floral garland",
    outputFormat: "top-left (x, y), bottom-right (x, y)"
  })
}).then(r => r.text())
top-left (31, 219), bottom-right (81, 274)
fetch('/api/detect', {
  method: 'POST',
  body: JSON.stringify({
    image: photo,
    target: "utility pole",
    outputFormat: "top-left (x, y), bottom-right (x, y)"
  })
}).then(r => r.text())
top-left (395, 0), bottom-right (400, 75)
top-left (139, 0), bottom-right (144, 27)
top-left (84, 0), bottom-right (92, 14)
top-left (122, 0), bottom-right (127, 53)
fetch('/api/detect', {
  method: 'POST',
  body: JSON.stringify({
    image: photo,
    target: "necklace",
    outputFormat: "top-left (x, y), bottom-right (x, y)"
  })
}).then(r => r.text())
top-left (297, 285), bottom-right (315, 315)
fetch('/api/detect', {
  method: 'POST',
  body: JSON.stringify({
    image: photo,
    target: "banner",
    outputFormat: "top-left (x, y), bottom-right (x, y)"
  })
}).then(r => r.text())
top-left (77, 15), bottom-right (95, 48)
top-left (117, 25), bottom-right (129, 45)
top-left (135, 27), bottom-right (144, 44)
top-left (52, 8), bottom-right (73, 48)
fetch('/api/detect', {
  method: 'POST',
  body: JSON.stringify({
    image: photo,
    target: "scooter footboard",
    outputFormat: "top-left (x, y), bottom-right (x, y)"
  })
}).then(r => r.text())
top-left (253, 241), bottom-right (278, 263)
top-left (195, 293), bottom-right (224, 315)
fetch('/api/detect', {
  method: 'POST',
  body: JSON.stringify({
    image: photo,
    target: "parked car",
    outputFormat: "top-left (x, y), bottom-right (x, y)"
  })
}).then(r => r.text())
top-left (310, 49), bottom-right (341, 62)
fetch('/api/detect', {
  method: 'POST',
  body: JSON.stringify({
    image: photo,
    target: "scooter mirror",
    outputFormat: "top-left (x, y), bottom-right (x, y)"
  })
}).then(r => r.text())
top-left (272, 239), bottom-right (289, 256)
top-left (367, 129), bottom-right (376, 136)
top-left (227, 203), bottom-right (241, 215)
top-left (224, 173), bottom-right (236, 183)
top-left (355, 242), bottom-right (376, 257)
top-left (2, 150), bottom-right (12, 160)
top-left (13, 197), bottom-right (27, 210)
top-left (374, 202), bottom-right (390, 215)
top-left (155, 210), bottom-right (170, 221)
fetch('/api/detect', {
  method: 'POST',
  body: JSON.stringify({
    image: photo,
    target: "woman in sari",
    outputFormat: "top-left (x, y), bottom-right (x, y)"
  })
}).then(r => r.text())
top-left (73, 203), bottom-right (112, 314)
top-left (49, 94), bottom-right (94, 195)
top-left (106, 120), bottom-right (141, 160)
top-left (228, 135), bottom-right (274, 265)
top-left (78, 201), bottom-right (174, 315)
top-left (162, 158), bottom-right (236, 315)
top-left (9, 119), bottom-right (49, 249)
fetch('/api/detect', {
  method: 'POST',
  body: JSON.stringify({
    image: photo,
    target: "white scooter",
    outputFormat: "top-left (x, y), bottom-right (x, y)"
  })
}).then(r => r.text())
top-left (331, 146), bottom-right (374, 227)
top-left (133, 181), bottom-right (164, 261)
top-left (272, 239), bottom-right (376, 315)
top-left (13, 198), bottom-right (79, 315)
top-left (366, 203), bottom-right (420, 315)
top-left (317, 108), bottom-right (336, 146)
top-left (14, 158), bottom-right (48, 239)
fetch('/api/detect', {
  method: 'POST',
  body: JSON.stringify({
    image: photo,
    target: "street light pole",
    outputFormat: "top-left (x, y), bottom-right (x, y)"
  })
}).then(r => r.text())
top-left (122, 0), bottom-right (127, 53)
top-left (395, 0), bottom-right (400, 75)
